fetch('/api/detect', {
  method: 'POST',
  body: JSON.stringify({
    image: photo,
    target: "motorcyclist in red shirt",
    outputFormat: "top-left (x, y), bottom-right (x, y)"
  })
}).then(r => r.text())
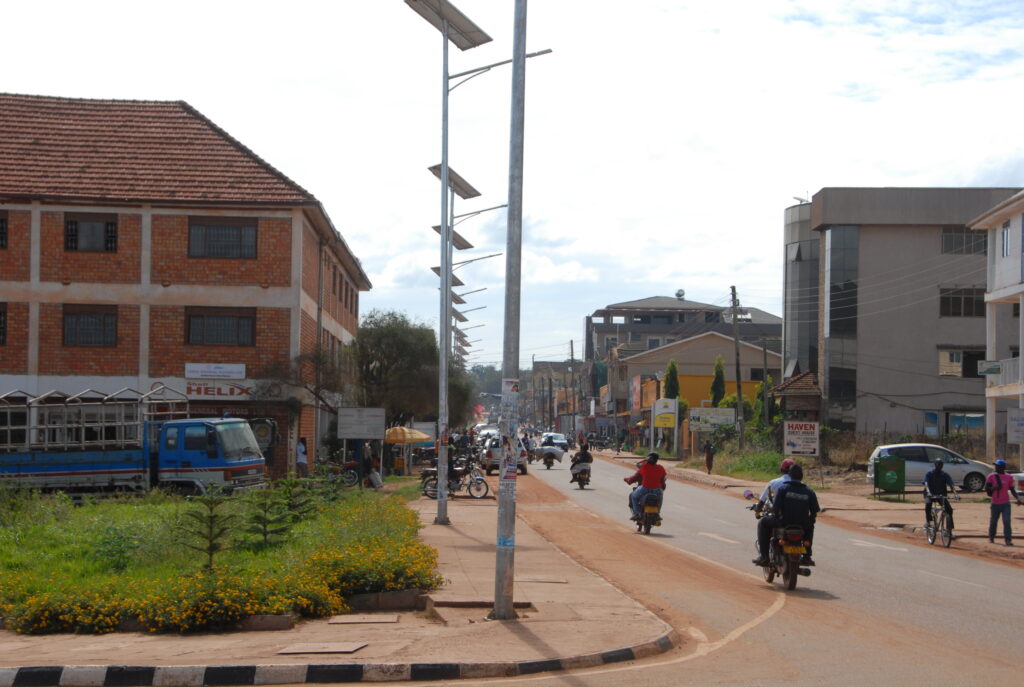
top-left (625, 452), bottom-right (667, 521)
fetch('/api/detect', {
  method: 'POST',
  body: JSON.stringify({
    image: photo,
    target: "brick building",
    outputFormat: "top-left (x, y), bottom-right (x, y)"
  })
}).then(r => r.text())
top-left (0, 94), bottom-right (370, 476)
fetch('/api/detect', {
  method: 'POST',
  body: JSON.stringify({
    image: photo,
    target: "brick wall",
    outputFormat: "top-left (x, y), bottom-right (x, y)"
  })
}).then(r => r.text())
top-left (40, 212), bottom-right (142, 283)
top-left (38, 303), bottom-right (140, 375)
top-left (149, 306), bottom-right (291, 378)
top-left (151, 215), bottom-right (291, 286)
top-left (301, 225), bottom-right (319, 299)
top-left (0, 211), bottom-right (30, 281)
top-left (0, 302), bottom-right (29, 373)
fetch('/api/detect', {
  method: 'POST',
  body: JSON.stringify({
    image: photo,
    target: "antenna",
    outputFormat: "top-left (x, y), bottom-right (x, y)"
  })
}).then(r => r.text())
top-left (675, 289), bottom-right (685, 300)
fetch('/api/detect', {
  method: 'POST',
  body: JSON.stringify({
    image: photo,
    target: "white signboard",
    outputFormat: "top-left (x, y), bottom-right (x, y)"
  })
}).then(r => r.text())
top-left (185, 380), bottom-right (256, 398)
top-left (1008, 408), bottom-right (1024, 445)
top-left (689, 407), bottom-right (736, 431)
top-left (337, 407), bottom-right (386, 440)
top-left (784, 420), bottom-right (819, 457)
top-left (185, 363), bottom-right (246, 380)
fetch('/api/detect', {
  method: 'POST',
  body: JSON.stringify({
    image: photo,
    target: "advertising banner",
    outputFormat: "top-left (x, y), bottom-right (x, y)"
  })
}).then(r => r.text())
top-left (653, 398), bottom-right (678, 428)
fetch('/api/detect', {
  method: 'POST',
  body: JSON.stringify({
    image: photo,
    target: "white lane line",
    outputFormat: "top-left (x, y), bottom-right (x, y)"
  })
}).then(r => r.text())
top-left (850, 538), bottom-right (908, 552)
top-left (712, 517), bottom-right (736, 526)
top-left (919, 569), bottom-right (985, 588)
top-left (697, 532), bottom-right (740, 544)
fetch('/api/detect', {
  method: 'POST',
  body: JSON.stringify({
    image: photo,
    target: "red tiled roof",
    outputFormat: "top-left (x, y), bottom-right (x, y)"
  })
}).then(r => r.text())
top-left (770, 371), bottom-right (819, 396)
top-left (0, 93), bottom-right (315, 205)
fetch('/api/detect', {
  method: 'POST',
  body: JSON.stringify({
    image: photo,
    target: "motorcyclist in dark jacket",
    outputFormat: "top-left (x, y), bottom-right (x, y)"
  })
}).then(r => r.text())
top-left (569, 443), bottom-right (593, 483)
top-left (753, 464), bottom-right (820, 567)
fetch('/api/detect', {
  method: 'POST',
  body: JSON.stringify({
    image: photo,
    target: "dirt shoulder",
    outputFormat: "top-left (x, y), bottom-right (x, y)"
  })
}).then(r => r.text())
top-left (592, 448), bottom-right (1024, 566)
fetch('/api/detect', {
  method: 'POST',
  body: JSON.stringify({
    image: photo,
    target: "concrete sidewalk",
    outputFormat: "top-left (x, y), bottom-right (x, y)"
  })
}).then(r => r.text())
top-left (0, 496), bottom-right (677, 685)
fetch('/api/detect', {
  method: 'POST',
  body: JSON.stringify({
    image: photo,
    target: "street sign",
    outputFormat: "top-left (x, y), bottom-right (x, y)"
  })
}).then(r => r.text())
top-left (689, 407), bottom-right (735, 432)
top-left (653, 398), bottom-right (677, 428)
top-left (1008, 408), bottom-right (1024, 445)
top-left (784, 421), bottom-right (819, 457)
top-left (337, 407), bottom-right (386, 440)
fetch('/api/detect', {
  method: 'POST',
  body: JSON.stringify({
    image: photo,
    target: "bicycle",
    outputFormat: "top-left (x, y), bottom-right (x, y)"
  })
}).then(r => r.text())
top-left (924, 494), bottom-right (956, 548)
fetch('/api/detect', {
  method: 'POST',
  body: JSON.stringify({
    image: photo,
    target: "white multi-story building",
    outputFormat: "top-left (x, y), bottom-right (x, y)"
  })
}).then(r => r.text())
top-left (970, 190), bottom-right (1024, 462)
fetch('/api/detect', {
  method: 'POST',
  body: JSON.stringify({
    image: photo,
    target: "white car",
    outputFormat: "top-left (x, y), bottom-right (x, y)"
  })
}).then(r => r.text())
top-left (540, 432), bottom-right (569, 451)
top-left (866, 443), bottom-right (992, 492)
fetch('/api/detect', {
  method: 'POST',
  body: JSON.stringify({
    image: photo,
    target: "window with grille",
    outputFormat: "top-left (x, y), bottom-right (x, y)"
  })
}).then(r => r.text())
top-left (0, 214), bottom-right (7, 249)
top-left (63, 305), bottom-right (117, 346)
top-left (941, 226), bottom-right (985, 255)
top-left (187, 307), bottom-right (255, 346)
top-left (65, 214), bottom-right (117, 252)
top-left (188, 218), bottom-right (257, 258)
top-left (939, 288), bottom-right (985, 317)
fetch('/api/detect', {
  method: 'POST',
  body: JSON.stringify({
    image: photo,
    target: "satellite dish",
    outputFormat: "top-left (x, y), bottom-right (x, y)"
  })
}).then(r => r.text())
top-left (675, 289), bottom-right (685, 300)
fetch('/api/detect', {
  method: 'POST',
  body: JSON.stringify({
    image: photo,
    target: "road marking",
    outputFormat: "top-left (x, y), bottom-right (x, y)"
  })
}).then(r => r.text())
top-left (850, 538), bottom-right (908, 552)
top-left (697, 532), bottom-right (740, 544)
top-left (712, 517), bottom-right (736, 526)
top-left (918, 569), bottom-right (985, 588)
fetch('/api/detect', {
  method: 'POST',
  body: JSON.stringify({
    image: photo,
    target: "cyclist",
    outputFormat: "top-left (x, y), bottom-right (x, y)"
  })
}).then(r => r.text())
top-left (923, 459), bottom-right (958, 532)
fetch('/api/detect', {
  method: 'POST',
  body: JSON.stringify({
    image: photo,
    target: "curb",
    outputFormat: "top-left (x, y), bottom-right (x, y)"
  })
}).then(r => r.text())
top-left (0, 630), bottom-right (679, 685)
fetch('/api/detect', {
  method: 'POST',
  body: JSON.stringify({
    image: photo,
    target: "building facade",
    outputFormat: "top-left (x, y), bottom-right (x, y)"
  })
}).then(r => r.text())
top-left (798, 187), bottom-right (1019, 435)
top-left (968, 189), bottom-right (1024, 461)
top-left (0, 94), bottom-right (370, 476)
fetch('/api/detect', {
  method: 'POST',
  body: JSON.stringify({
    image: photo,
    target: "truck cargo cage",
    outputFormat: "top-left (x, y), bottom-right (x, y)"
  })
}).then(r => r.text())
top-left (0, 384), bottom-right (189, 454)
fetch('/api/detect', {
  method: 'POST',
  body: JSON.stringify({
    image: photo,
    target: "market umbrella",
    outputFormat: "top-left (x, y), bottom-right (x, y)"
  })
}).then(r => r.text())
top-left (384, 426), bottom-right (432, 444)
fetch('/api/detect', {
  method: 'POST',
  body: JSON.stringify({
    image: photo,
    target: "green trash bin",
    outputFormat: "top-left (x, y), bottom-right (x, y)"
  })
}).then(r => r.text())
top-left (874, 455), bottom-right (905, 495)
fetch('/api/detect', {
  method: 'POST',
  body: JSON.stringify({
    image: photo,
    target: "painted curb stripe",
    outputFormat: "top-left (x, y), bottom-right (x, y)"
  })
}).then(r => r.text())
top-left (304, 665), bottom-right (362, 683)
top-left (151, 667), bottom-right (204, 687)
top-left (203, 667), bottom-right (256, 686)
top-left (14, 668), bottom-right (63, 687)
top-left (103, 667), bottom-right (154, 687)
top-left (600, 648), bottom-right (636, 664)
top-left (409, 664), bottom-right (460, 681)
top-left (517, 659), bottom-right (563, 676)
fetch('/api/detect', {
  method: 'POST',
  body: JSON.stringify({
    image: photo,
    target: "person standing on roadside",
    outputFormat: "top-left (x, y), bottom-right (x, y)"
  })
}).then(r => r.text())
top-left (986, 459), bottom-right (1022, 545)
top-left (296, 437), bottom-right (308, 478)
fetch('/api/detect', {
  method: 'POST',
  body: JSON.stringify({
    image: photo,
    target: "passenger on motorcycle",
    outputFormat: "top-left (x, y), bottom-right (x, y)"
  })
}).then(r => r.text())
top-left (752, 458), bottom-right (795, 559)
top-left (753, 463), bottom-right (819, 567)
top-left (923, 459), bottom-right (958, 530)
top-left (570, 443), bottom-right (594, 483)
top-left (625, 452), bottom-right (667, 521)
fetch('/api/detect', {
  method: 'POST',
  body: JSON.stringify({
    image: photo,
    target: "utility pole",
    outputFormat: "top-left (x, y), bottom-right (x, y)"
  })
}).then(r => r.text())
top-left (569, 340), bottom-right (576, 435)
top-left (761, 340), bottom-right (769, 427)
top-left (730, 285), bottom-right (745, 449)
top-left (493, 0), bottom-right (528, 621)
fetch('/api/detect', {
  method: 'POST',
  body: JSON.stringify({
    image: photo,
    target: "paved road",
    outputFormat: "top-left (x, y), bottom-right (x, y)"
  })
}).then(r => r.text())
top-left (504, 457), bottom-right (1021, 686)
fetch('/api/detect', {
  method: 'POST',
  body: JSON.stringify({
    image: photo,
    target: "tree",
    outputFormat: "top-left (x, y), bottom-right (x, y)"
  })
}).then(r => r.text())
top-left (752, 375), bottom-right (780, 429)
top-left (710, 355), bottom-right (726, 407)
top-left (720, 393), bottom-right (753, 421)
top-left (663, 360), bottom-right (680, 399)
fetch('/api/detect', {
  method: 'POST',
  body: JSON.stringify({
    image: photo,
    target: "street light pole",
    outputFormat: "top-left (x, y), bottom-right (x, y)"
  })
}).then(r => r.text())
top-left (493, 0), bottom-right (528, 622)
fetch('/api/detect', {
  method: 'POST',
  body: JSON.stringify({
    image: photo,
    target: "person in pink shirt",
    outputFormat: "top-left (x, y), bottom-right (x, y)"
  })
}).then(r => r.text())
top-left (985, 459), bottom-right (1022, 545)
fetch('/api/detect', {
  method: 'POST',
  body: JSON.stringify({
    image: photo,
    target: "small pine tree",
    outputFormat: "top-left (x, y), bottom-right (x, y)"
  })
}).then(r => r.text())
top-left (178, 490), bottom-right (237, 569)
top-left (710, 355), bottom-right (726, 407)
top-left (242, 488), bottom-right (293, 547)
top-left (663, 361), bottom-right (680, 399)
top-left (275, 476), bottom-right (316, 523)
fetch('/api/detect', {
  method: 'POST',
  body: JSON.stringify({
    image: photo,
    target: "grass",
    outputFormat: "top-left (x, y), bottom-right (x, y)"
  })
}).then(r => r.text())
top-left (0, 483), bottom-right (442, 634)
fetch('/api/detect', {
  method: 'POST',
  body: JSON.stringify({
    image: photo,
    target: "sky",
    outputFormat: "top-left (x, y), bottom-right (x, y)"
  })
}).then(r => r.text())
top-left (6, 0), bottom-right (1024, 371)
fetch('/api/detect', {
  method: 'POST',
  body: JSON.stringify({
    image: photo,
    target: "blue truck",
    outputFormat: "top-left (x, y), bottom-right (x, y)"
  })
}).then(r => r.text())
top-left (0, 385), bottom-right (265, 495)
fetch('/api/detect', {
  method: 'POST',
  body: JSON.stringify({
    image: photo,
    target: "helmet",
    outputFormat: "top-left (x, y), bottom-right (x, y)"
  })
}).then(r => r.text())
top-left (780, 459), bottom-right (796, 473)
top-left (646, 452), bottom-right (660, 464)
top-left (994, 459), bottom-right (1007, 468)
top-left (933, 459), bottom-right (944, 468)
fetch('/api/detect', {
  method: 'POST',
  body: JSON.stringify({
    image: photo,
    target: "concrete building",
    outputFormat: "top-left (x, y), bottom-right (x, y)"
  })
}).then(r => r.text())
top-left (790, 187), bottom-right (1019, 435)
top-left (969, 189), bottom-right (1024, 462)
top-left (0, 94), bottom-right (370, 476)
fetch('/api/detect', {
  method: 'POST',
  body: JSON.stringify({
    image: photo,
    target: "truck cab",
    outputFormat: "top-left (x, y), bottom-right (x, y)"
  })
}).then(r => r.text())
top-left (155, 418), bottom-right (265, 494)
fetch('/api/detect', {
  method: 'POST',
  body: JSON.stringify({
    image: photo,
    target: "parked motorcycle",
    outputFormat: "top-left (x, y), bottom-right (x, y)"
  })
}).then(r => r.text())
top-left (322, 458), bottom-right (360, 487)
top-left (748, 505), bottom-right (811, 590)
top-left (423, 463), bottom-right (489, 499)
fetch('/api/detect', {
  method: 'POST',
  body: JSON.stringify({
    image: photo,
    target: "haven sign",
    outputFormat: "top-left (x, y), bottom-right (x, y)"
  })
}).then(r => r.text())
top-left (784, 421), bottom-right (819, 457)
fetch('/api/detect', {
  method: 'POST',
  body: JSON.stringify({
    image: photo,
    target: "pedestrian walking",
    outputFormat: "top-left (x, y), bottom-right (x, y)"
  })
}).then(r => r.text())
top-left (985, 459), bottom-right (1022, 545)
top-left (296, 437), bottom-right (308, 478)
top-left (703, 441), bottom-right (715, 475)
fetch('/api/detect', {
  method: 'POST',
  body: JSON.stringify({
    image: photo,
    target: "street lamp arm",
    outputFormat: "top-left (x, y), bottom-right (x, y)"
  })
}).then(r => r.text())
top-left (449, 48), bottom-right (553, 82)
top-left (453, 252), bottom-right (502, 270)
